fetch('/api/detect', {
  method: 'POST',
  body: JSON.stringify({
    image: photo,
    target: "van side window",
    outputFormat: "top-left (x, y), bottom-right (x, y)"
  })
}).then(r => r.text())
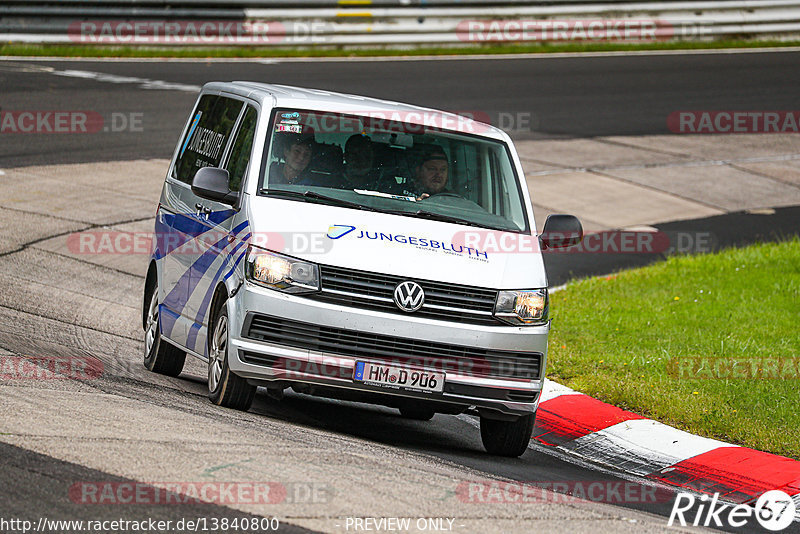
top-left (225, 106), bottom-right (258, 193)
top-left (173, 95), bottom-right (244, 184)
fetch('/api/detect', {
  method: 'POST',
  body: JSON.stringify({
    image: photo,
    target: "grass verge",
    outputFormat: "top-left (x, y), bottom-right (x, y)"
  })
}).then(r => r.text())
top-left (547, 238), bottom-right (800, 459)
top-left (2, 40), bottom-right (800, 58)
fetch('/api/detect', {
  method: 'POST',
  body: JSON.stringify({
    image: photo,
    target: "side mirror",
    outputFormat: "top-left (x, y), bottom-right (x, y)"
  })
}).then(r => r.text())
top-left (541, 214), bottom-right (583, 249)
top-left (191, 167), bottom-right (238, 205)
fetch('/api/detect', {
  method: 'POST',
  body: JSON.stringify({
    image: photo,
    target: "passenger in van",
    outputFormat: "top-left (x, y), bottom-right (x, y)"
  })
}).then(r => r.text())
top-left (269, 133), bottom-right (313, 186)
top-left (341, 134), bottom-right (381, 190)
top-left (304, 142), bottom-right (346, 188)
top-left (412, 147), bottom-right (456, 200)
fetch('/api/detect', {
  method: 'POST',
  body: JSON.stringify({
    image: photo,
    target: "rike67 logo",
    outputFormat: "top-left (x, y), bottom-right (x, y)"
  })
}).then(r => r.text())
top-left (669, 490), bottom-right (797, 531)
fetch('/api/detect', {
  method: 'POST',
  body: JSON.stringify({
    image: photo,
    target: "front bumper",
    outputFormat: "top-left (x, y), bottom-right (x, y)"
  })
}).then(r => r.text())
top-left (227, 282), bottom-right (549, 416)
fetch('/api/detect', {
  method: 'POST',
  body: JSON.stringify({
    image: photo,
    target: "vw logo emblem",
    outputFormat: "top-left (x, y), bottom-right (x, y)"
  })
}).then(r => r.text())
top-left (393, 281), bottom-right (425, 312)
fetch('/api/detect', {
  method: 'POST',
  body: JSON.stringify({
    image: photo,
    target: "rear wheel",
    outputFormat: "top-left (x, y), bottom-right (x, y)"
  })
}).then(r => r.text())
top-left (480, 413), bottom-right (535, 457)
top-left (143, 282), bottom-right (185, 377)
top-left (208, 304), bottom-right (256, 411)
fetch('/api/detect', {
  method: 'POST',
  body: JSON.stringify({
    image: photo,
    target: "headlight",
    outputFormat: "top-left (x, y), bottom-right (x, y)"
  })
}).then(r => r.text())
top-left (494, 289), bottom-right (548, 325)
top-left (245, 246), bottom-right (319, 294)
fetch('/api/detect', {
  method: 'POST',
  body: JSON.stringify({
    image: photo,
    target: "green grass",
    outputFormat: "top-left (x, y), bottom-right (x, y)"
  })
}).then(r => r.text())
top-left (2, 40), bottom-right (800, 58)
top-left (547, 238), bottom-right (800, 459)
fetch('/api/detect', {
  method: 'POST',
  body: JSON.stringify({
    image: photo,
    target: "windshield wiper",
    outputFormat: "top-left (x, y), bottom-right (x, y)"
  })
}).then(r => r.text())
top-left (260, 189), bottom-right (378, 212)
top-left (260, 189), bottom-right (511, 230)
top-left (410, 209), bottom-right (502, 230)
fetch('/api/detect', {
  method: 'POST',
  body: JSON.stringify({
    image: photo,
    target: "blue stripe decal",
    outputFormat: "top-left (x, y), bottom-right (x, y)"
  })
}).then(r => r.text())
top-left (223, 248), bottom-right (248, 281)
top-left (159, 213), bottom-right (249, 354)
top-left (205, 209), bottom-right (239, 227)
top-left (232, 220), bottom-right (249, 235)
top-left (155, 209), bottom-right (239, 260)
top-left (187, 240), bottom-right (247, 353)
top-left (159, 303), bottom-right (180, 340)
top-left (160, 214), bottom-right (245, 315)
top-left (187, 321), bottom-right (203, 353)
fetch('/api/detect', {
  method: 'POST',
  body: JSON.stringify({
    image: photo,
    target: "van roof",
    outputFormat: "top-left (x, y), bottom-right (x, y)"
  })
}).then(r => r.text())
top-left (202, 81), bottom-right (507, 140)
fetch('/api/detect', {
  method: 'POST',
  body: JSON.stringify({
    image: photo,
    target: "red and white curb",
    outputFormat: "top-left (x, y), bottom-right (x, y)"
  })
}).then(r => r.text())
top-left (534, 379), bottom-right (800, 518)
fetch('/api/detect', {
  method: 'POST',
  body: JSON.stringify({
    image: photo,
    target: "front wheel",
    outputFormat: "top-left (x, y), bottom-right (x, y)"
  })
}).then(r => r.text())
top-left (143, 282), bottom-right (186, 377)
top-left (208, 305), bottom-right (256, 411)
top-left (480, 413), bottom-right (535, 457)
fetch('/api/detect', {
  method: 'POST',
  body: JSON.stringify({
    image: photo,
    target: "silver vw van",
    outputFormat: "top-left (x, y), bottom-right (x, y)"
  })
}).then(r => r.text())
top-left (142, 81), bottom-right (581, 457)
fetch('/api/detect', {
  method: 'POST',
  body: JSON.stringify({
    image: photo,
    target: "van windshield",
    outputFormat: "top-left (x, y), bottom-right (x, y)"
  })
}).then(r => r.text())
top-left (258, 108), bottom-right (530, 233)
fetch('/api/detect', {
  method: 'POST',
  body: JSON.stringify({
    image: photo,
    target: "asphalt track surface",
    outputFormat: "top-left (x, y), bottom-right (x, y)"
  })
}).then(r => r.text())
top-left (1, 51), bottom-right (799, 534)
top-left (2, 49), bottom-right (800, 167)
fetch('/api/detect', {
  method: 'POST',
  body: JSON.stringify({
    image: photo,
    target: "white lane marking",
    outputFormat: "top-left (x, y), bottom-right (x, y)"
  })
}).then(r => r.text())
top-left (51, 69), bottom-right (201, 92)
top-left (0, 170), bottom-right (6, 176)
top-left (2, 45), bottom-right (800, 64)
top-left (2, 62), bottom-right (200, 92)
top-left (561, 418), bottom-right (734, 477)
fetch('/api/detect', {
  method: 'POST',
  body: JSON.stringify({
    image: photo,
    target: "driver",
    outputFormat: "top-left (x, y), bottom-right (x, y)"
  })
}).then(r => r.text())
top-left (413, 147), bottom-right (453, 200)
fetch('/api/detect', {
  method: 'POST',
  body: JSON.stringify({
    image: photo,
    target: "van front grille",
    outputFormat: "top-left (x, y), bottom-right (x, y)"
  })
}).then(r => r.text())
top-left (304, 264), bottom-right (500, 326)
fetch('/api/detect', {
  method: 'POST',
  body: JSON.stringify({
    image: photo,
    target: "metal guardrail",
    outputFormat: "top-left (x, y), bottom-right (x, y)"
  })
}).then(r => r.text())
top-left (0, 0), bottom-right (673, 5)
top-left (2, 0), bottom-right (800, 46)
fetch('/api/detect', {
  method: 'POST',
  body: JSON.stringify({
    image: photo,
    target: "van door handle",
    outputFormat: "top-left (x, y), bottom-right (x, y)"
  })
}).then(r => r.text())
top-left (195, 203), bottom-right (212, 217)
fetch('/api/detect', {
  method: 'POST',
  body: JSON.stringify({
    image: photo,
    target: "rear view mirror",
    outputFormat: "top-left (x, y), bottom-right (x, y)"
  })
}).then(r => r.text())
top-left (541, 214), bottom-right (583, 249)
top-left (191, 167), bottom-right (238, 205)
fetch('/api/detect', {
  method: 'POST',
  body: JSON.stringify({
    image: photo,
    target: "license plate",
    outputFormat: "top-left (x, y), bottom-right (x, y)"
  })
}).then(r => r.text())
top-left (353, 362), bottom-right (444, 393)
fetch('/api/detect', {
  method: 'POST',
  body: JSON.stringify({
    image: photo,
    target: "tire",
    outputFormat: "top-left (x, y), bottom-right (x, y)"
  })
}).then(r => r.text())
top-left (398, 406), bottom-right (436, 421)
top-left (143, 281), bottom-right (186, 377)
top-left (480, 413), bottom-right (535, 457)
top-left (207, 304), bottom-right (256, 411)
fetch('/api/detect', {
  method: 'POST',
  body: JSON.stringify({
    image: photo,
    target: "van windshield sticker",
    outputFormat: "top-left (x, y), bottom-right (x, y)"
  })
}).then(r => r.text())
top-left (277, 111), bottom-right (303, 133)
top-left (276, 124), bottom-right (302, 134)
top-left (186, 125), bottom-right (225, 160)
top-left (353, 189), bottom-right (417, 202)
top-left (179, 111), bottom-right (202, 159)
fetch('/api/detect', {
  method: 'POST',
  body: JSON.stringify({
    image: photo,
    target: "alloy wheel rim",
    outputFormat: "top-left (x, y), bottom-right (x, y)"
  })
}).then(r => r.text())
top-left (208, 315), bottom-right (227, 392)
top-left (145, 290), bottom-right (159, 355)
